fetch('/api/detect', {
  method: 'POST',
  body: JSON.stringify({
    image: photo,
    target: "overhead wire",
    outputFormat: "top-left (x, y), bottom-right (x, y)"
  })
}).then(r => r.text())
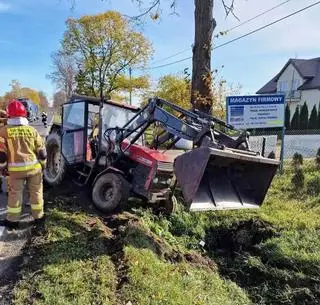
top-left (149, 0), bottom-right (294, 65)
top-left (144, 0), bottom-right (320, 70)
top-left (224, 0), bottom-right (293, 33)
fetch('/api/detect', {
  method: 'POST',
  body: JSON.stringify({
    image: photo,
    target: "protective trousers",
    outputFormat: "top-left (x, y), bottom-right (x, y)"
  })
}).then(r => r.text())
top-left (7, 170), bottom-right (44, 222)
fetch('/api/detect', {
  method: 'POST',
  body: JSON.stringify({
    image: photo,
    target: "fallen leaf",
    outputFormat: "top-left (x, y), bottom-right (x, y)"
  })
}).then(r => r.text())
top-left (86, 219), bottom-right (97, 227)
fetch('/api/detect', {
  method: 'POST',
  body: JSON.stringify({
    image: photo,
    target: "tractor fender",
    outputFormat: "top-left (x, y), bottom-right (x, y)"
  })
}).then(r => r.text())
top-left (47, 123), bottom-right (62, 138)
top-left (92, 166), bottom-right (126, 187)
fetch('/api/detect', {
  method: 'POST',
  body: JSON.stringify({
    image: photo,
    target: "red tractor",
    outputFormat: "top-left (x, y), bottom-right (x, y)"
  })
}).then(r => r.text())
top-left (44, 95), bottom-right (279, 213)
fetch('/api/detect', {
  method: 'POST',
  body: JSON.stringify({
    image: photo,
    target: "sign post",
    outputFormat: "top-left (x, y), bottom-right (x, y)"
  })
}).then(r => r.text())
top-left (279, 99), bottom-right (287, 174)
top-left (226, 94), bottom-right (285, 167)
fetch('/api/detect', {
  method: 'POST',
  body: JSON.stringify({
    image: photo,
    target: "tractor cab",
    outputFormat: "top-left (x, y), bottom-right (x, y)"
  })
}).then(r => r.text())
top-left (45, 95), bottom-right (139, 187)
top-left (61, 95), bottom-right (139, 165)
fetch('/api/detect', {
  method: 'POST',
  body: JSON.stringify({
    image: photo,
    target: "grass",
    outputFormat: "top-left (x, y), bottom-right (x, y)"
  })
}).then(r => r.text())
top-left (122, 246), bottom-right (251, 305)
top-left (11, 160), bottom-right (320, 305)
top-left (14, 208), bottom-right (117, 305)
top-left (136, 160), bottom-right (320, 304)
top-left (13, 192), bottom-right (250, 305)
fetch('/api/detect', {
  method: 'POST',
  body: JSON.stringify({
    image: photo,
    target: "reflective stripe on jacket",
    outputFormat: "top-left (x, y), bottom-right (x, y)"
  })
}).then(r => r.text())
top-left (0, 125), bottom-right (45, 173)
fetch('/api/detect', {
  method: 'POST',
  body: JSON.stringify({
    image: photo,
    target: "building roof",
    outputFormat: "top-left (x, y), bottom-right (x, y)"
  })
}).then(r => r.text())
top-left (70, 94), bottom-right (139, 111)
top-left (256, 57), bottom-right (320, 94)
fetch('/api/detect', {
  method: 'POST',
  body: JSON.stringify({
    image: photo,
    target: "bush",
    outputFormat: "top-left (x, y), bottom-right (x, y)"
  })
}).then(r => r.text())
top-left (316, 148), bottom-right (320, 167)
top-left (291, 168), bottom-right (305, 191)
top-left (306, 175), bottom-right (320, 196)
top-left (292, 153), bottom-right (303, 169)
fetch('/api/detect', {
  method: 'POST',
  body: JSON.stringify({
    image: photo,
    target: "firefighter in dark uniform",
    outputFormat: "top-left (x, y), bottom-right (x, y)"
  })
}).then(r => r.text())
top-left (42, 111), bottom-right (48, 128)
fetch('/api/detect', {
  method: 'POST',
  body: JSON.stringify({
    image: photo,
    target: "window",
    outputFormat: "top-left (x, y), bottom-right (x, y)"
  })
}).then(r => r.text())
top-left (102, 104), bottom-right (141, 144)
top-left (103, 104), bottom-right (135, 130)
top-left (63, 102), bottom-right (85, 130)
top-left (278, 81), bottom-right (288, 92)
top-left (292, 79), bottom-right (301, 91)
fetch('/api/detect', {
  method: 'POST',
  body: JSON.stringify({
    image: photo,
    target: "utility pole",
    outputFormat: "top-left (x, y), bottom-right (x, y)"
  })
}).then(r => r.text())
top-left (129, 67), bottom-right (132, 105)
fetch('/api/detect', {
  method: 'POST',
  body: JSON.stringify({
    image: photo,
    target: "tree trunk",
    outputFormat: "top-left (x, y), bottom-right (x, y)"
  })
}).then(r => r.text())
top-left (191, 0), bottom-right (216, 114)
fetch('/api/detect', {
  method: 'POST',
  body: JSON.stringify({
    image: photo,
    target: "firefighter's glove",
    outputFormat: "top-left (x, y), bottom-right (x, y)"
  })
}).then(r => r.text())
top-left (38, 148), bottom-right (47, 170)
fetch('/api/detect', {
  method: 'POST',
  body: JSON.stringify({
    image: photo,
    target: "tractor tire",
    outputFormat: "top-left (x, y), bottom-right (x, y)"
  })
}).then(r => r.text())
top-left (160, 195), bottom-right (178, 215)
top-left (44, 132), bottom-right (66, 186)
top-left (92, 173), bottom-right (129, 214)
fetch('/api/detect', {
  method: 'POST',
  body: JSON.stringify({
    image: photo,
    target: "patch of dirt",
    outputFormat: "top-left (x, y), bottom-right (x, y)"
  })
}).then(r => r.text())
top-left (0, 254), bottom-right (23, 305)
top-left (103, 214), bottom-right (136, 301)
top-left (184, 252), bottom-right (217, 271)
top-left (205, 219), bottom-right (278, 254)
top-left (117, 215), bottom-right (217, 271)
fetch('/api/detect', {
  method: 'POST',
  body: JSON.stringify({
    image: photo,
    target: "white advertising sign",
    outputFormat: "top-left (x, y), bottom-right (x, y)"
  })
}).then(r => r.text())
top-left (226, 95), bottom-right (285, 129)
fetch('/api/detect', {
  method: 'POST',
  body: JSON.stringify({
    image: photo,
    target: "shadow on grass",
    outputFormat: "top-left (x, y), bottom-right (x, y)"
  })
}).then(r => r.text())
top-left (204, 220), bottom-right (320, 305)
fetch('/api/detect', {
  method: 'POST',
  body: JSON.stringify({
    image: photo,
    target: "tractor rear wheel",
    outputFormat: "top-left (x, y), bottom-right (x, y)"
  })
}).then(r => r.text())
top-left (44, 132), bottom-right (66, 186)
top-left (92, 173), bottom-right (130, 213)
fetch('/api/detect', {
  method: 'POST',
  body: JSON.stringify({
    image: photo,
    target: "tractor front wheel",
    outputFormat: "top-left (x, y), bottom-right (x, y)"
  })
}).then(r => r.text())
top-left (92, 173), bottom-right (130, 213)
top-left (44, 132), bottom-right (66, 186)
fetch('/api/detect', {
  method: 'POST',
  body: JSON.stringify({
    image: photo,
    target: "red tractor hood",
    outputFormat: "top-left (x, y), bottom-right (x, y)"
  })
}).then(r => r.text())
top-left (120, 142), bottom-right (177, 167)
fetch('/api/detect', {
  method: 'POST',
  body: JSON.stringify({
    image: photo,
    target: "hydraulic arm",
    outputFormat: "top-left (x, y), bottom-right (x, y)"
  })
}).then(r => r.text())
top-left (112, 97), bottom-right (250, 153)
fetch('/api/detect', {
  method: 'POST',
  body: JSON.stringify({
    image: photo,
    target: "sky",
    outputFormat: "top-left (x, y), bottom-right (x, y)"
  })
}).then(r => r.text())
top-left (0, 0), bottom-right (320, 105)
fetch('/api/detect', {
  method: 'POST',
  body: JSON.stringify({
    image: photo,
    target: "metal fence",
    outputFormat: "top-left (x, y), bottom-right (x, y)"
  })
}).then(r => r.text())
top-left (247, 129), bottom-right (320, 162)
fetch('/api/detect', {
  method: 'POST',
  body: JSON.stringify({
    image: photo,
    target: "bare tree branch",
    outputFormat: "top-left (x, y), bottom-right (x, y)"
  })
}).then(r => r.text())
top-left (131, 0), bottom-right (161, 19)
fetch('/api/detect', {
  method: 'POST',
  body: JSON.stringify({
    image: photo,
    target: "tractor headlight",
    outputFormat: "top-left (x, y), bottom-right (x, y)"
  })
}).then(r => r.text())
top-left (153, 177), bottom-right (159, 184)
top-left (166, 178), bottom-right (172, 185)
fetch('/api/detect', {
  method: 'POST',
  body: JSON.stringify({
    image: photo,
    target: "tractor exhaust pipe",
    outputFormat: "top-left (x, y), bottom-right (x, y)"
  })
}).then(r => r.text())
top-left (174, 147), bottom-right (279, 212)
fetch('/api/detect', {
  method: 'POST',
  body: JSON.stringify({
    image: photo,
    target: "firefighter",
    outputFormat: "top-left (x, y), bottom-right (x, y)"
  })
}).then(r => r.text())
top-left (42, 111), bottom-right (48, 128)
top-left (0, 109), bottom-right (7, 193)
top-left (0, 100), bottom-right (47, 229)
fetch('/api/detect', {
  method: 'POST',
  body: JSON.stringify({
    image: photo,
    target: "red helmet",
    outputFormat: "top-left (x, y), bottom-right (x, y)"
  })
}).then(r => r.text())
top-left (6, 100), bottom-right (27, 118)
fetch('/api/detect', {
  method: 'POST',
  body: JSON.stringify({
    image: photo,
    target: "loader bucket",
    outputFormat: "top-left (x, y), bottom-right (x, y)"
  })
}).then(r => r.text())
top-left (174, 147), bottom-right (279, 212)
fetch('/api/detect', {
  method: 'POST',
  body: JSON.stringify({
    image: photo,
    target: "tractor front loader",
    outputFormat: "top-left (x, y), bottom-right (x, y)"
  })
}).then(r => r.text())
top-left (44, 95), bottom-right (279, 213)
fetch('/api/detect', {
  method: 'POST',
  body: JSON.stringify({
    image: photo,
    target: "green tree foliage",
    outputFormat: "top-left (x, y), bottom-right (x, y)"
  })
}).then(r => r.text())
top-left (74, 69), bottom-right (95, 96)
top-left (300, 102), bottom-right (309, 130)
top-left (308, 104), bottom-right (318, 130)
top-left (285, 104), bottom-right (291, 129)
top-left (290, 106), bottom-right (300, 130)
top-left (149, 74), bottom-right (191, 111)
top-left (62, 11), bottom-right (153, 97)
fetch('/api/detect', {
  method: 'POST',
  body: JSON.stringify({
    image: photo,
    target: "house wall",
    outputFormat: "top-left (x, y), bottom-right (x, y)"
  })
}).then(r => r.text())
top-left (277, 64), bottom-right (304, 119)
top-left (276, 64), bottom-right (320, 119)
top-left (300, 89), bottom-right (320, 115)
top-left (287, 89), bottom-right (320, 119)
top-left (276, 63), bottom-right (304, 93)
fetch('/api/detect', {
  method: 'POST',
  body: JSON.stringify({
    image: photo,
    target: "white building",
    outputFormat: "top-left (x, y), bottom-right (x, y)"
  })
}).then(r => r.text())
top-left (257, 58), bottom-right (320, 119)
